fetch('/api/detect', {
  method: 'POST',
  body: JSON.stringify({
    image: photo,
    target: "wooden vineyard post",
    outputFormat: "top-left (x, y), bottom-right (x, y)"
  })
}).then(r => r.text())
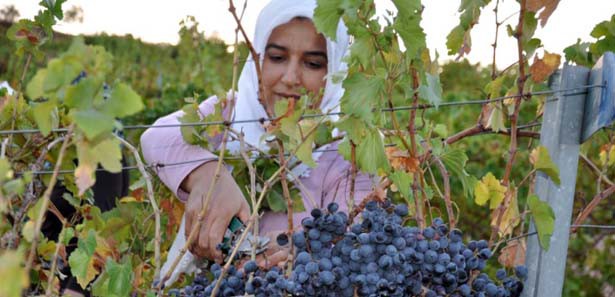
top-left (523, 52), bottom-right (615, 297)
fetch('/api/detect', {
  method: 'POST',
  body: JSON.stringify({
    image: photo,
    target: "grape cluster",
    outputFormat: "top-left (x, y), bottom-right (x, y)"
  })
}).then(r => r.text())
top-left (174, 201), bottom-right (527, 297)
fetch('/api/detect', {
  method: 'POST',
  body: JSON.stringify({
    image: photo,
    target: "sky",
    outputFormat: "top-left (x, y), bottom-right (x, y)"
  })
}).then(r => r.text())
top-left (1, 0), bottom-right (614, 69)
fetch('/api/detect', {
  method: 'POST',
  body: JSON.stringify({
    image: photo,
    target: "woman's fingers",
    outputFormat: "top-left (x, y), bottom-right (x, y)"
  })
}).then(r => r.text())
top-left (237, 200), bottom-right (251, 224)
top-left (207, 216), bottom-right (234, 263)
top-left (257, 248), bottom-right (290, 270)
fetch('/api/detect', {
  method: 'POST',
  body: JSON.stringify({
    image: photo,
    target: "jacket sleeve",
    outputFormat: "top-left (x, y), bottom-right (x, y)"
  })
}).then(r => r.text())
top-left (140, 96), bottom-right (220, 202)
top-left (320, 152), bottom-right (374, 217)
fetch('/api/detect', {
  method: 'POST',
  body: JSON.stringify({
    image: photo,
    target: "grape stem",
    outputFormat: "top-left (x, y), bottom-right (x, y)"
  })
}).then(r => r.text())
top-left (421, 141), bottom-right (455, 229)
top-left (571, 183), bottom-right (615, 233)
top-left (491, 0), bottom-right (528, 245)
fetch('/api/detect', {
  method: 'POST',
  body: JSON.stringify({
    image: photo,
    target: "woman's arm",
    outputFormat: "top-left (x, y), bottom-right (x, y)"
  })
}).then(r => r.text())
top-left (140, 96), bottom-right (220, 201)
top-left (140, 95), bottom-right (250, 262)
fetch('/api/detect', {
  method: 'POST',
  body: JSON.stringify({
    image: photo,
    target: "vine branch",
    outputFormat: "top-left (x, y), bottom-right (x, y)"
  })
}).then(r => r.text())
top-left (117, 136), bottom-right (161, 279)
top-left (25, 124), bottom-right (74, 274)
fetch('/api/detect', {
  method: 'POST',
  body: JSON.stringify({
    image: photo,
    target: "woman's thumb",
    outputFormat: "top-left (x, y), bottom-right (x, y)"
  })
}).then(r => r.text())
top-left (237, 201), bottom-right (251, 224)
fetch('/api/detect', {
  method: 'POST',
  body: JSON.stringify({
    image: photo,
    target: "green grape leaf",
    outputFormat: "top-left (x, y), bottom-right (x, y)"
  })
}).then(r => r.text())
top-left (356, 128), bottom-right (390, 174)
top-left (530, 146), bottom-right (560, 185)
top-left (44, 58), bottom-right (81, 93)
top-left (341, 73), bottom-right (384, 122)
top-left (563, 39), bottom-right (593, 67)
top-left (72, 109), bottom-right (116, 140)
top-left (266, 188), bottom-right (287, 213)
top-left (31, 100), bottom-right (57, 136)
top-left (392, 0), bottom-right (426, 58)
top-left (335, 115), bottom-right (366, 142)
top-left (418, 73), bottom-right (442, 107)
top-left (103, 83), bottom-right (144, 117)
top-left (350, 31), bottom-right (374, 67)
top-left (446, 0), bottom-right (490, 56)
top-left (484, 75), bottom-right (506, 98)
top-left (314, 0), bottom-right (344, 40)
top-left (65, 77), bottom-right (101, 110)
top-left (295, 132), bottom-right (317, 168)
top-left (291, 189), bottom-right (306, 212)
top-left (25, 69), bottom-right (48, 99)
top-left (93, 138), bottom-right (123, 173)
top-left (439, 148), bottom-right (477, 200)
top-left (446, 25), bottom-right (467, 56)
top-left (528, 194), bottom-right (555, 250)
top-left (92, 258), bottom-right (133, 297)
top-left (389, 170), bottom-right (413, 202)
top-left (178, 103), bottom-right (203, 145)
top-left (314, 122), bottom-right (333, 146)
top-left (525, 38), bottom-right (542, 59)
top-left (69, 230), bottom-right (98, 289)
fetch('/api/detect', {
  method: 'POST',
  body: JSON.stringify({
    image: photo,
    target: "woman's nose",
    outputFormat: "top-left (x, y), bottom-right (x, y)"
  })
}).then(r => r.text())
top-left (280, 62), bottom-right (301, 87)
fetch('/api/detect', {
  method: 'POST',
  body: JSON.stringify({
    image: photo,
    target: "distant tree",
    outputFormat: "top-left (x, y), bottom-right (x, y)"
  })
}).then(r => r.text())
top-left (0, 5), bottom-right (20, 23)
top-left (64, 5), bottom-right (84, 23)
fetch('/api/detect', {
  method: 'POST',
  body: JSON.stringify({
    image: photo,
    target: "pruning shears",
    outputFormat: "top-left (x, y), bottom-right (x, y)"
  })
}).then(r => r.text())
top-left (219, 217), bottom-right (270, 260)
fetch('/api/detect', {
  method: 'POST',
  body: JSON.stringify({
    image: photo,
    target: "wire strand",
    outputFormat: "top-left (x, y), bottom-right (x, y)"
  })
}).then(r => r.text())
top-left (0, 84), bottom-right (603, 136)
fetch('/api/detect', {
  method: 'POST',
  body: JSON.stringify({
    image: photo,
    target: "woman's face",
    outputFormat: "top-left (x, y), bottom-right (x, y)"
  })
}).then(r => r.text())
top-left (261, 18), bottom-right (328, 113)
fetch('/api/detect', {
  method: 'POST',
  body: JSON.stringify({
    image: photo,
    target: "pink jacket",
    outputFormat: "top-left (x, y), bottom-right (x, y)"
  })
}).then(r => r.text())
top-left (140, 96), bottom-right (373, 234)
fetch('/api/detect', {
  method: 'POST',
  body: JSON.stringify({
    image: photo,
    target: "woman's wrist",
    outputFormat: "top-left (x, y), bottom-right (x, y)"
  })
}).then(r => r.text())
top-left (180, 160), bottom-right (220, 193)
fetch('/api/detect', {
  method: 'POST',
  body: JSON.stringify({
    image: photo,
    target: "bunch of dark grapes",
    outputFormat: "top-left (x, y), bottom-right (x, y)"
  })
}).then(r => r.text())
top-left (172, 201), bottom-right (527, 297)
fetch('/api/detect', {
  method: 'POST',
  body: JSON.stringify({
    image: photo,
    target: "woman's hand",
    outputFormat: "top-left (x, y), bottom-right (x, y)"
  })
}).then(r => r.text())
top-left (238, 231), bottom-right (291, 270)
top-left (182, 161), bottom-right (251, 263)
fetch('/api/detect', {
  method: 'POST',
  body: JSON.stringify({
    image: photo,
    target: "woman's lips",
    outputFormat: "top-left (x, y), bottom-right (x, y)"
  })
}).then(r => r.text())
top-left (276, 93), bottom-right (301, 100)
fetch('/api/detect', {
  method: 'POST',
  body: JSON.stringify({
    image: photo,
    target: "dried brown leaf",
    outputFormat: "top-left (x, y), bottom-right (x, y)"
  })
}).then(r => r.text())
top-left (529, 52), bottom-right (561, 83)
top-left (498, 239), bottom-right (526, 267)
top-left (386, 147), bottom-right (420, 173)
top-left (526, 0), bottom-right (561, 27)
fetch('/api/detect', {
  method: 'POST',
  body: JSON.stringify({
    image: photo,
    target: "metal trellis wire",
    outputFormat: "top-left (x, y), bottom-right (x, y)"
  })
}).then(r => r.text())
top-left (0, 83), bottom-right (604, 136)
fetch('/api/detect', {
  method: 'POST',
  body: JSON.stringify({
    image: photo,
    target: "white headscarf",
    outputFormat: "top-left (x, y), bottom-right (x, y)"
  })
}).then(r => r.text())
top-left (226, 0), bottom-right (349, 169)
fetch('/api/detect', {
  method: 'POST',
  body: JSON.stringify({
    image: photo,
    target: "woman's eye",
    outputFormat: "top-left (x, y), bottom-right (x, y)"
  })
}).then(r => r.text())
top-left (268, 54), bottom-right (285, 62)
top-left (306, 60), bottom-right (325, 69)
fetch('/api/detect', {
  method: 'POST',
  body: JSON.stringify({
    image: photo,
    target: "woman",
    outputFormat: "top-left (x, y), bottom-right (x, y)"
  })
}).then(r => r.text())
top-left (141, 0), bottom-right (373, 282)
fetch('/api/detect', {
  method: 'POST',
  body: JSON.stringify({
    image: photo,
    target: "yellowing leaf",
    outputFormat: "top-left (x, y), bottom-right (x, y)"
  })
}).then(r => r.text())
top-left (69, 230), bottom-right (99, 289)
top-left (21, 220), bottom-right (36, 242)
top-left (0, 250), bottom-right (28, 297)
top-left (119, 196), bottom-right (140, 203)
top-left (599, 144), bottom-right (615, 167)
top-left (0, 159), bottom-right (13, 188)
top-left (528, 194), bottom-right (555, 250)
top-left (37, 239), bottom-right (57, 261)
top-left (75, 163), bottom-right (96, 196)
top-left (529, 52), bottom-right (561, 83)
top-left (31, 100), bottom-right (58, 136)
top-left (474, 172), bottom-right (506, 209)
top-left (486, 103), bottom-right (507, 133)
top-left (530, 146), bottom-right (561, 185)
top-left (491, 187), bottom-right (520, 236)
top-left (92, 138), bottom-right (122, 173)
